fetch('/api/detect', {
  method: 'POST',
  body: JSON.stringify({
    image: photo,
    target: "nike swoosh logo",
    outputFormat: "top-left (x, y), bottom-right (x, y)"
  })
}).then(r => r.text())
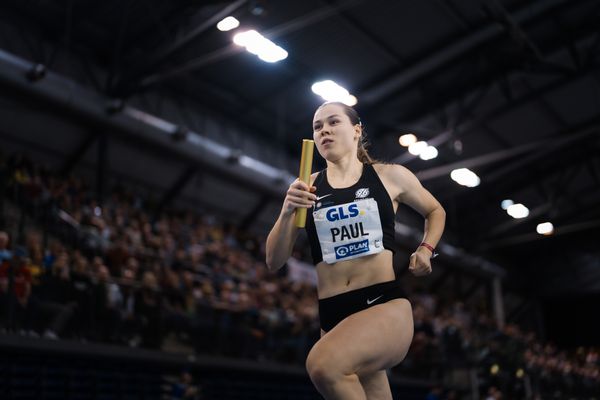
top-left (366, 295), bottom-right (383, 305)
top-left (316, 194), bottom-right (332, 201)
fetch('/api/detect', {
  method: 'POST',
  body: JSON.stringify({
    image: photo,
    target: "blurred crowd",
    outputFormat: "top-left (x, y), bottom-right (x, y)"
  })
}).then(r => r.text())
top-left (0, 152), bottom-right (598, 399)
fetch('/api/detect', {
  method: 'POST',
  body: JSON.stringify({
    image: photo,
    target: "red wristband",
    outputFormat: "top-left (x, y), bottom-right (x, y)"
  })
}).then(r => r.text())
top-left (419, 242), bottom-right (438, 258)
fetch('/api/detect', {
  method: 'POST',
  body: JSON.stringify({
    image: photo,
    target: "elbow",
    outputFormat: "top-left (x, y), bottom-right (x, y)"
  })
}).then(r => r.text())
top-left (427, 204), bottom-right (446, 223)
top-left (265, 256), bottom-right (274, 271)
top-left (438, 205), bottom-right (446, 219)
top-left (265, 253), bottom-right (280, 272)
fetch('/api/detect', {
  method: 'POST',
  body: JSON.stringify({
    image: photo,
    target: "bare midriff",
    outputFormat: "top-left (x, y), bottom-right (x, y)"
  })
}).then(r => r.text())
top-left (316, 249), bottom-right (396, 299)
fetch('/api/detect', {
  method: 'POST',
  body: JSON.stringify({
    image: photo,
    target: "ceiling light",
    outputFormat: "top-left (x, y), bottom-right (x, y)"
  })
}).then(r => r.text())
top-left (450, 168), bottom-right (480, 187)
top-left (408, 141), bottom-right (428, 155)
top-left (419, 145), bottom-right (438, 160)
top-left (217, 16), bottom-right (240, 32)
top-left (506, 203), bottom-right (529, 219)
top-left (399, 134), bottom-right (417, 147)
top-left (233, 30), bottom-right (287, 63)
top-left (536, 222), bottom-right (554, 235)
top-left (501, 199), bottom-right (514, 210)
top-left (311, 80), bottom-right (357, 106)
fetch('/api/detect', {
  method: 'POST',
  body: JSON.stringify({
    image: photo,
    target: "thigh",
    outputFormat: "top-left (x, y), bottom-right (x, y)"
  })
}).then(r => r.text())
top-left (314, 298), bottom-right (414, 376)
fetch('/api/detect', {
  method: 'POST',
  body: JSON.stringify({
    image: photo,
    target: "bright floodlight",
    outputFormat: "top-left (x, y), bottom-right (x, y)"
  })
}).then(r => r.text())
top-left (217, 16), bottom-right (240, 32)
top-left (507, 203), bottom-right (529, 219)
top-left (233, 30), bottom-right (288, 63)
top-left (536, 222), bottom-right (554, 235)
top-left (450, 168), bottom-right (480, 187)
top-left (419, 145), bottom-right (438, 160)
top-left (501, 199), bottom-right (514, 210)
top-left (408, 141), bottom-right (428, 155)
top-left (311, 80), bottom-right (357, 106)
top-left (399, 134), bottom-right (417, 147)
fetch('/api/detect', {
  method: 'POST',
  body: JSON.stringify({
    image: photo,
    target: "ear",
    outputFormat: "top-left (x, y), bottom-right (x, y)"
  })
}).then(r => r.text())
top-left (354, 125), bottom-right (362, 140)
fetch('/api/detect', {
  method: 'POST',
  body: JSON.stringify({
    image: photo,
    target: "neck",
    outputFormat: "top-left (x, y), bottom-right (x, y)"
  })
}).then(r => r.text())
top-left (326, 155), bottom-right (363, 182)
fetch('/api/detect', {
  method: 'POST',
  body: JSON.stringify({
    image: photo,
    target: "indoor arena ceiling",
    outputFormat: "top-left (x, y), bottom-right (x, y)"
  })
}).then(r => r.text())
top-left (0, 0), bottom-right (599, 295)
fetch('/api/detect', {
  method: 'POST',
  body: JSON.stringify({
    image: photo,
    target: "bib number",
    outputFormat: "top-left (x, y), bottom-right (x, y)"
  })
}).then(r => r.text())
top-left (313, 198), bottom-right (384, 264)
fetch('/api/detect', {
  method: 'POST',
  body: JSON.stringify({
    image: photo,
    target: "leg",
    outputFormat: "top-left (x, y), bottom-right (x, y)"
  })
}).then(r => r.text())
top-left (306, 298), bottom-right (413, 400)
top-left (359, 370), bottom-right (392, 400)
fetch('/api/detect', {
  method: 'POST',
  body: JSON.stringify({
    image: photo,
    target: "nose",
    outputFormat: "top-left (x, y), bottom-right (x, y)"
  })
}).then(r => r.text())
top-left (319, 124), bottom-right (331, 135)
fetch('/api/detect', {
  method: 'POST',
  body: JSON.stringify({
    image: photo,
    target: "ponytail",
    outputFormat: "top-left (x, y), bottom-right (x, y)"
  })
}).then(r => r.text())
top-left (357, 131), bottom-right (376, 165)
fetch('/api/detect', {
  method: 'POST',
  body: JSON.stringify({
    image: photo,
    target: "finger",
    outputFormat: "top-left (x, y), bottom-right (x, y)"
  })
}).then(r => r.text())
top-left (409, 253), bottom-right (417, 269)
top-left (290, 194), bottom-right (317, 205)
top-left (288, 188), bottom-right (317, 201)
top-left (288, 196), bottom-right (315, 207)
top-left (310, 186), bottom-right (317, 192)
top-left (287, 200), bottom-right (314, 209)
top-left (292, 180), bottom-right (311, 191)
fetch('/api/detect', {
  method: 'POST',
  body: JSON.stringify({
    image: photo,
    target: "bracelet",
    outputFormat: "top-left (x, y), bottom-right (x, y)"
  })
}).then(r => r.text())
top-left (419, 242), bottom-right (438, 258)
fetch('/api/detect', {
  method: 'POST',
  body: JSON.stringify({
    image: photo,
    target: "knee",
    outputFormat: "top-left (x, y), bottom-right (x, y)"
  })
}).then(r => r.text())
top-left (306, 346), bottom-right (340, 387)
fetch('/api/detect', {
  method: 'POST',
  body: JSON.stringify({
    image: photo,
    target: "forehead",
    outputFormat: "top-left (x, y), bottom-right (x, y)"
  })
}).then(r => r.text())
top-left (313, 104), bottom-right (347, 122)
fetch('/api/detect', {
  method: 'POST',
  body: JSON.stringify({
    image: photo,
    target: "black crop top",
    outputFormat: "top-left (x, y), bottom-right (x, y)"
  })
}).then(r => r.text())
top-left (305, 163), bottom-right (396, 265)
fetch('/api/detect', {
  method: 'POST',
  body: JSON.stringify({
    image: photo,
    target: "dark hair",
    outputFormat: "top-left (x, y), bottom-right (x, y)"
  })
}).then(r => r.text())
top-left (317, 101), bottom-right (376, 165)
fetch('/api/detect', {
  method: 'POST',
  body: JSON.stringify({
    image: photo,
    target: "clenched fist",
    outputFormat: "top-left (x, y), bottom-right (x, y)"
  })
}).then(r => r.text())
top-left (282, 179), bottom-right (317, 217)
top-left (408, 247), bottom-right (433, 276)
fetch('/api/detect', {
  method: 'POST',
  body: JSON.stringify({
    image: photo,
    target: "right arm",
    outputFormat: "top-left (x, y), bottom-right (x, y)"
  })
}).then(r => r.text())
top-left (265, 178), bottom-right (316, 271)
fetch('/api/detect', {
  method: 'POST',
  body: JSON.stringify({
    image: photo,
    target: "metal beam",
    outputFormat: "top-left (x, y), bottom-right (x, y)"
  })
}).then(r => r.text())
top-left (139, 0), bottom-right (367, 88)
top-left (429, 268), bottom-right (452, 293)
top-left (462, 280), bottom-right (484, 301)
top-left (481, 116), bottom-right (600, 184)
top-left (425, 115), bottom-right (600, 209)
top-left (480, 218), bottom-right (600, 250)
top-left (391, 63), bottom-right (598, 165)
top-left (96, 133), bottom-right (108, 206)
top-left (60, 132), bottom-right (98, 176)
top-left (507, 298), bottom-right (531, 323)
top-left (125, 0), bottom-right (247, 87)
top-left (384, 11), bottom-right (600, 147)
top-left (359, 0), bottom-right (573, 105)
top-left (155, 165), bottom-right (197, 216)
top-left (0, 47), bottom-right (296, 200)
top-left (414, 139), bottom-right (541, 182)
top-left (239, 194), bottom-right (271, 231)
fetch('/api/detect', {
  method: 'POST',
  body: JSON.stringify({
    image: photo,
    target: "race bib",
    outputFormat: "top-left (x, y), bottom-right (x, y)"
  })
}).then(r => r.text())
top-left (313, 198), bottom-right (384, 264)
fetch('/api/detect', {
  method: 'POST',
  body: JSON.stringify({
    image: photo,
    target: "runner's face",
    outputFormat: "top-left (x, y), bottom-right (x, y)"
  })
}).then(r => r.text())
top-left (313, 104), bottom-right (360, 161)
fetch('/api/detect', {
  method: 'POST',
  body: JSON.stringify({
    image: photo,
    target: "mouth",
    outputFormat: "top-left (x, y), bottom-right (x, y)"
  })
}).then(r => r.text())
top-left (321, 138), bottom-right (333, 146)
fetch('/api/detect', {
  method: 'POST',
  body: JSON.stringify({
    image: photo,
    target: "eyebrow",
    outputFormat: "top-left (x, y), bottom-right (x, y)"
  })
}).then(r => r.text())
top-left (313, 114), bottom-right (341, 124)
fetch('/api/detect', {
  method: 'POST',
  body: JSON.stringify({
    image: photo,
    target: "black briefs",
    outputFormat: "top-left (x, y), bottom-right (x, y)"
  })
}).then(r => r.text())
top-left (318, 280), bottom-right (409, 332)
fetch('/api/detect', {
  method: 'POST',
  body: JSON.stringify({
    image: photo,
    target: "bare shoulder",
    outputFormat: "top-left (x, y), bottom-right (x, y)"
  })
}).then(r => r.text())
top-left (373, 163), bottom-right (417, 188)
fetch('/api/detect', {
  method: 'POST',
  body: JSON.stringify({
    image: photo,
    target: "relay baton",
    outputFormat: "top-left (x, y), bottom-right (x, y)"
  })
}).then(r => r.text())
top-left (294, 139), bottom-right (315, 228)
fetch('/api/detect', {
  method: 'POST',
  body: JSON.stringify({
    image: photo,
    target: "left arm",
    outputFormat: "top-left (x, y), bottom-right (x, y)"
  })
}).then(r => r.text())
top-left (388, 164), bottom-right (446, 276)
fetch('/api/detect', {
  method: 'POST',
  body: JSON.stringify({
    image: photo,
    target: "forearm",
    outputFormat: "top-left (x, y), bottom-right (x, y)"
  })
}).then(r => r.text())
top-left (421, 206), bottom-right (446, 249)
top-left (265, 210), bottom-right (299, 271)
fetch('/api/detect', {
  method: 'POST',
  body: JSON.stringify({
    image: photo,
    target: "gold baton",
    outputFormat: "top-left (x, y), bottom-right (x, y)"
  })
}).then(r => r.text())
top-left (295, 139), bottom-right (315, 228)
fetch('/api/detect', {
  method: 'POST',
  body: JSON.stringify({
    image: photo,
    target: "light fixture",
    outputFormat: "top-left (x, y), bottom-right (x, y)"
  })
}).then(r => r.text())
top-left (450, 168), bottom-right (480, 187)
top-left (501, 199), bottom-right (514, 210)
top-left (408, 141), bottom-right (428, 155)
top-left (217, 16), bottom-right (240, 32)
top-left (536, 222), bottom-right (554, 235)
top-left (399, 134), bottom-right (417, 147)
top-left (233, 30), bottom-right (287, 63)
top-left (311, 80), bottom-right (357, 106)
top-left (507, 203), bottom-right (529, 219)
top-left (419, 146), bottom-right (438, 160)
